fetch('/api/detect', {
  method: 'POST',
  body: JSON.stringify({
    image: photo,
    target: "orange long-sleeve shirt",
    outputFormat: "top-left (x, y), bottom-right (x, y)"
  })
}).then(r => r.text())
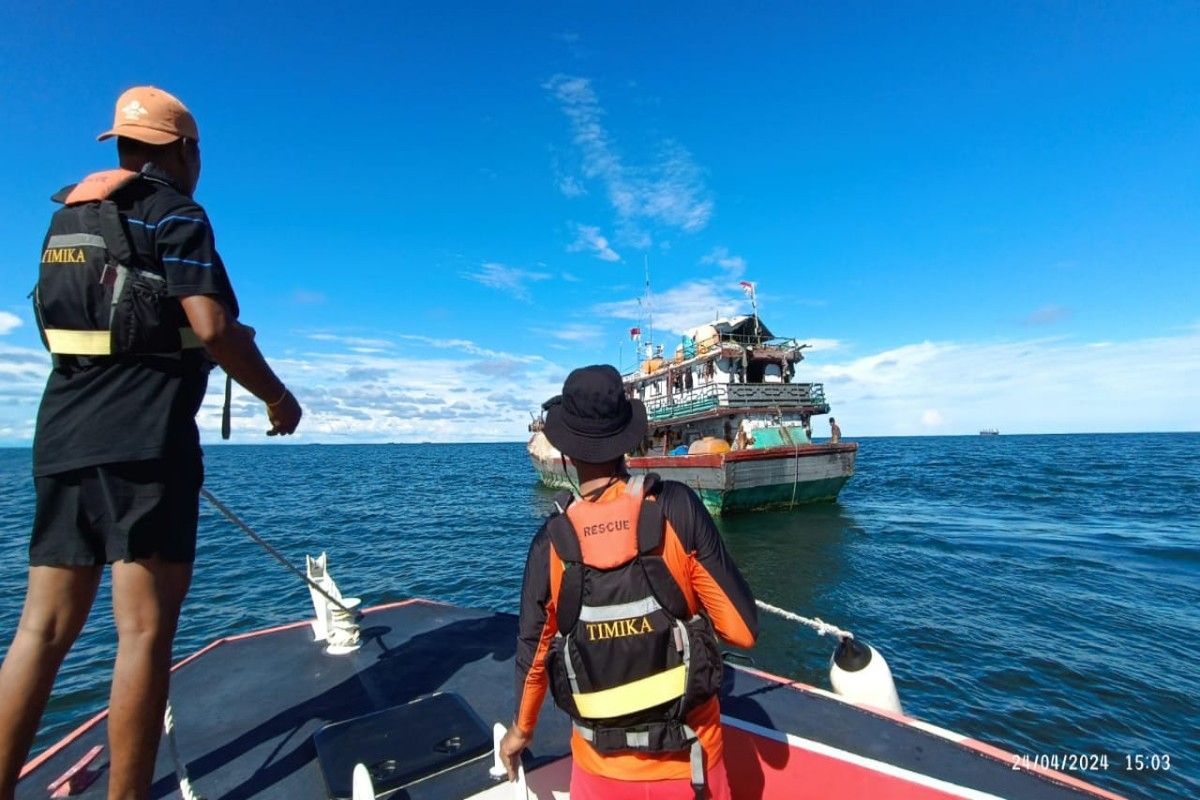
top-left (514, 478), bottom-right (758, 780)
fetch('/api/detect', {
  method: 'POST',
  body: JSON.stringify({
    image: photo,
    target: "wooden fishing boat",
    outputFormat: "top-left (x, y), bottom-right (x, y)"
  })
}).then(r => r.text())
top-left (529, 314), bottom-right (855, 514)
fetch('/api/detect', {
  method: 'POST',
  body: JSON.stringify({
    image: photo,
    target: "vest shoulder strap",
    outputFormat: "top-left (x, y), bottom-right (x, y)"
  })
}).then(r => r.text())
top-left (97, 200), bottom-right (133, 266)
top-left (634, 475), bottom-right (690, 619)
top-left (547, 510), bottom-right (581, 563)
top-left (552, 490), bottom-right (574, 516)
top-left (547, 512), bottom-right (584, 631)
top-left (635, 473), bottom-right (664, 555)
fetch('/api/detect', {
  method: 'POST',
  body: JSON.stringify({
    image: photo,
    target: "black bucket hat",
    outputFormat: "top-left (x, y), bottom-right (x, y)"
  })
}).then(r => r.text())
top-left (542, 364), bottom-right (647, 463)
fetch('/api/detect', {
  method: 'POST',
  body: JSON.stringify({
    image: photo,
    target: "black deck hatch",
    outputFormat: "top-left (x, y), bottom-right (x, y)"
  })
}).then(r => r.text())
top-left (313, 692), bottom-right (492, 798)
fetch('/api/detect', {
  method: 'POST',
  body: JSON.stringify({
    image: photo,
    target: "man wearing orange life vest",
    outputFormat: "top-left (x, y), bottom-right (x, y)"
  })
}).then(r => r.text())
top-left (500, 365), bottom-right (758, 799)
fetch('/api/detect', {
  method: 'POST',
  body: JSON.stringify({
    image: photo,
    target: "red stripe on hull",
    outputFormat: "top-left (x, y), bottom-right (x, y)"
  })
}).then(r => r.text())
top-left (723, 725), bottom-right (972, 800)
top-left (629, 442), bottom-right (857, 470)
top-left (723, 665), bottom-right (1123, 800)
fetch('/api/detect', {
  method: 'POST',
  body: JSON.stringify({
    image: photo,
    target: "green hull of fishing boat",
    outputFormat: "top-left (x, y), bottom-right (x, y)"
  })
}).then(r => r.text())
top-left (695, 476), bottom-right (849, 514)
top-left (528, 432), bottom-right (857, 516)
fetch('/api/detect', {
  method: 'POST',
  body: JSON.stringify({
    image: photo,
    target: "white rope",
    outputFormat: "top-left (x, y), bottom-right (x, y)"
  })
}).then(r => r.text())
top-left (164, 702), bottom-right (206, 800)
top-left (756, 599), bottom-right (855, 640)
top-left (200, 488), bottom-right (359, 618)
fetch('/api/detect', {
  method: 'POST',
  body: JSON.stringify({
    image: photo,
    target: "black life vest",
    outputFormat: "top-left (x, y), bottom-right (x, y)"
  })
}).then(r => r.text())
top-left (544, 474), bottom-right (723, 796)
top-left (32, 168), bottom-right (203, 358)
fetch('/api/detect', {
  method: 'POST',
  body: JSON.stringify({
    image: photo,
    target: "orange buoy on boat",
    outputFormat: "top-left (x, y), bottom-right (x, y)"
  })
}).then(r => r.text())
top-left (688, 436), bottom-right (731, 455)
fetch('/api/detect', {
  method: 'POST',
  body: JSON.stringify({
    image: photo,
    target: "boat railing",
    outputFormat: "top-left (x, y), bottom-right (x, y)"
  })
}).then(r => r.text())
top-left (716, 333), bottom-right (801, 350)
top-left (642, 382), bottom-right (828, 421)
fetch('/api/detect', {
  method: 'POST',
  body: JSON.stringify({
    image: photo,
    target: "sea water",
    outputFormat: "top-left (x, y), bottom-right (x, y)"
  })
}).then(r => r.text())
top-left (0, 433), bottom-right (1195, 799)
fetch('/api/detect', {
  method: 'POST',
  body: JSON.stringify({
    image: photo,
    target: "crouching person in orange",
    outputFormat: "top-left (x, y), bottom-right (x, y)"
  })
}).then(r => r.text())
top-left (500, 365), bottom-right (758, 799)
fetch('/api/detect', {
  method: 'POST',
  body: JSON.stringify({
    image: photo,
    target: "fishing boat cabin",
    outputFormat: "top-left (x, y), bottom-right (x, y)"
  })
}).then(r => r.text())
top-left (625, 315), bottom-right (829, 455)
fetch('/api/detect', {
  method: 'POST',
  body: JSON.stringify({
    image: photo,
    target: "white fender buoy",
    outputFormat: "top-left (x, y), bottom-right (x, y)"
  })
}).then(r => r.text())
top-left (489, 722), bottom-right (508, 779)
top-left (488, 723), bottom-right (529, 798)
top-left (829, 637), bottom-right (903, 714)
top-left (352, 763), bottom-right (375, 800)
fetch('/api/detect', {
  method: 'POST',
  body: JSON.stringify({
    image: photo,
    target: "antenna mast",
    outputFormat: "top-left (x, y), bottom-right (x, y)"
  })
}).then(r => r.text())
top-left (644, 254), bottom-right (654, 357)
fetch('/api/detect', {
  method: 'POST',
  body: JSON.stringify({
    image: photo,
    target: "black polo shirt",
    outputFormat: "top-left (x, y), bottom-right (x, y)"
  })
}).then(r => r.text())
top-left (32, 165), bottom-right (238, 477)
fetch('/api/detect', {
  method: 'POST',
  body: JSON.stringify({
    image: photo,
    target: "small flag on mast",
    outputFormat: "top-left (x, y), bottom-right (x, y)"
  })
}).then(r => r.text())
top-left (739, 280), bottom-right (756, 297)
top-left (630, 327), bottom-right (641, 341)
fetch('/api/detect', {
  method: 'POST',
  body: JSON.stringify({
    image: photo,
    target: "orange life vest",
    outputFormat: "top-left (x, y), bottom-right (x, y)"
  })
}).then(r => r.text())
top-left (544, 475), bottom-right (723, 797)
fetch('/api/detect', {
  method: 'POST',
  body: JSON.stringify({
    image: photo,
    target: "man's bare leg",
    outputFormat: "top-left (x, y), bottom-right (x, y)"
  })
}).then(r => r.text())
top-left (0, 565), bottom-right (103, 799)
top-left (107, 557), bottom-right (192, 800)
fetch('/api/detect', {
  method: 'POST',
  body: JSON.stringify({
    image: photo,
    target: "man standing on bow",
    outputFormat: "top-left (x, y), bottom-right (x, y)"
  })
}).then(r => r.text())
top-left (829, 417), bottom-right (842, 444)
top-left (500, 365), bottom-right (757, 799)
top-left (0, 86), bottom-right (301, 799)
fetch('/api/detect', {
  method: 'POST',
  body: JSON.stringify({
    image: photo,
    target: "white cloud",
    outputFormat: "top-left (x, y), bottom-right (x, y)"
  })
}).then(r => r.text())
top-left (0, 343), bottom-right (51, 441)
top-left (640, 141), bottom-right (713, 232)
top-left (1022, 305), bottom-right (1072, 326)
top-left (0, 329), bottom-right (571, 446)
top-left (0, 311), bottom-right (22, 335)
top-left (594, 280), bottom-right (748, 335)
top-left (799, 338), bottom-right (841, 352)
top-left (545, 75), bottom-right (713, 242)
top-left (567, 224), bottom-right (621, 262)
top-left (292, 289), bottom-right (326, 306)
top-left (308, 333), bottom-right (394, 349)
top-left (558, 175), bottom-right (586, 198)
top-left (811, 331), bottom-right (1200, 435)
top-left (462, 262), bottom-right (551, 302)
top-left (393, 334), bottom-right (543, 362)
top-left (700, 247), bottom-right (746, 278)
top-left (192, 335), bottom-right (565, 444)
top-left (2, 326), bottom-right (1196, 445)
top-left (538, 323), bottom-right (603, 344)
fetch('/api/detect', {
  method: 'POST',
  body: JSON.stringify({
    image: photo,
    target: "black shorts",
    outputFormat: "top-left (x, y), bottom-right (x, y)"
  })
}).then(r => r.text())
top-left (30, 457), bottom-right (203, 566)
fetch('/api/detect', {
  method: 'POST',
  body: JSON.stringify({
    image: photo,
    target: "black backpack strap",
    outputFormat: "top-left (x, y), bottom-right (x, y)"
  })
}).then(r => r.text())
top-left (96, 199), bottom-right (133, 266)
top-left (547, 509), bottom-right (581, 562)
top-left (641, 557), bottom-right (690, 620)
top-left (635, 473), bottom-right (664, 555)
top-left (547, 512), bottom-right (584, 631)
top-left (635, 475), bottom-right (691, 620)
top-left (552, 490), bottom-right (574, 515)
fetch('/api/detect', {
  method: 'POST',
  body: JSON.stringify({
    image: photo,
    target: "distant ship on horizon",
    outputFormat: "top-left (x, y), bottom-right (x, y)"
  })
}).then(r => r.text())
top-left (979, 428), bottom-right (1000, 436)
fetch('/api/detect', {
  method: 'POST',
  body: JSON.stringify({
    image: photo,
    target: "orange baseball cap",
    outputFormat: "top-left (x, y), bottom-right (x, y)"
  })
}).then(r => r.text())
top-left (97, 86), bottom-right (199, 145)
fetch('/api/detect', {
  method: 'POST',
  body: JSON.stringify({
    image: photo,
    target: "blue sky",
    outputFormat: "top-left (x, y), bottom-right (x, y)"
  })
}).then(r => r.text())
top-left (1, 2), bottom-right (1197, 443)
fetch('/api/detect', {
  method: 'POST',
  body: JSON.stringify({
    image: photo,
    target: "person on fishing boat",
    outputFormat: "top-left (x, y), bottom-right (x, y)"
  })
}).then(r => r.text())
top-left (500, 365), bottom-right (757, 799)
top-left (829, 417), bottom-right (842, 444)
top-left (0, 86), bottom-right (301, 800)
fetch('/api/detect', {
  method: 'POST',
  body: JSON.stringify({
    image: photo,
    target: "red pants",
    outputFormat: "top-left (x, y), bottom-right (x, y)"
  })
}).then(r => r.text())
top-left (570, 759), bottom-right (731, 799)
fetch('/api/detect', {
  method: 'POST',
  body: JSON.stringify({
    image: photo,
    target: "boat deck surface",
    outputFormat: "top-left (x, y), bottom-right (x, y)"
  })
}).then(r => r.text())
top-left (18, 600), bottom-right (1122, 800)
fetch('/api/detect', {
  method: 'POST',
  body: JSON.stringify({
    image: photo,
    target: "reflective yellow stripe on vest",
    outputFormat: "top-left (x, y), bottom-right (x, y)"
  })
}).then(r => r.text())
top-left (43, 329), bottom-right (111, 355)
top-left (572, 664), bottom-right (686, 719)
top-left (44, 328), bottom-right (204, 355)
